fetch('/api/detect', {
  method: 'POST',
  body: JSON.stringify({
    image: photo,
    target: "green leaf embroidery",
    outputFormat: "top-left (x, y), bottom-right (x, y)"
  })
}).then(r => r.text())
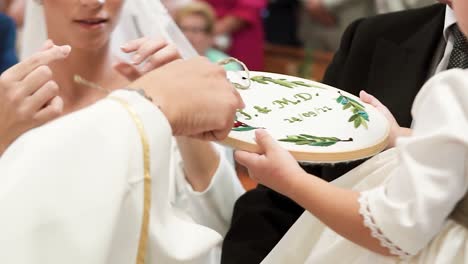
top-left (232, 126), bottom-right (257, 132)
top-left (310, 141), bottom-right (337, 147)
top-left (232, 121), bottom-right (261, 132)
top-left (354, 118), bottom-right (362, 128)
top-left (348, 114), bottom-right (360, 122)
top-left (343, 102), bottom-right (353, 110)
top-left (279, 135), bottom-right (353, 147)
top-left (336, 92), bottom-right (369, 129)
top-left (251, 76), bottom-right (324, 89)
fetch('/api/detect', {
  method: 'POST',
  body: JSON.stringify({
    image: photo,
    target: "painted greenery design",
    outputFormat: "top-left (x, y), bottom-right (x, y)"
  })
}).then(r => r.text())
top-left (232, 121), bottom-right (259, 132)
top-left (251, 76), bottom-right (324, 89)
top-left (279, 134), bottom-right (353, 147)
top-left (336, 92), bottom-right (369, 129)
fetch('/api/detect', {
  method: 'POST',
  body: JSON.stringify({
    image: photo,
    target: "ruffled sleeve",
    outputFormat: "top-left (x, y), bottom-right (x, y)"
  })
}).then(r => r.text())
top-left (358, 69), bottom-right (468, 257)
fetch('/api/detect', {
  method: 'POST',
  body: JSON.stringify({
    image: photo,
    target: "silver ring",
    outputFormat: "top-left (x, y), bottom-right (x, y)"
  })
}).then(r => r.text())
top-left (217, 57), bottom-right (251, 90)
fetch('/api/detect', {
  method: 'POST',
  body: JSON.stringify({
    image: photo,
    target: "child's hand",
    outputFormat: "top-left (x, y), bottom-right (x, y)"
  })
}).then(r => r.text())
top-left (360, 90), bottom-right (411, 148)
top-left (235, 129), bottom-right (307, 197)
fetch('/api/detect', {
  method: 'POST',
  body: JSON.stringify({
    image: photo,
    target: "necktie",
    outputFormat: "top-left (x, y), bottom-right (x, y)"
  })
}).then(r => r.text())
top-left (447, 24), bottom-right (468, 69)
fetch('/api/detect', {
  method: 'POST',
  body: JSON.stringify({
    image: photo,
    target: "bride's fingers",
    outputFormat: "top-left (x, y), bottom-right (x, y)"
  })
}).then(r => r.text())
top-left (21, 65), bottom-right (54, 96)
top-left (39, 39), bottom-right (54, 52)
top-left (141, 44), bottom-right (180, 73)
top-left (120, 37), bottom-right (147, 53)
top-left (33, 96), bottom-right (63, 125)
top-left (131, 39), bottom-right (168, 65)
top-left (113, 62), bottom-right (142, 81)
top-left (2, 45), bottom-right (71, 82)
top-left (27, 80), bottom-right (60, 112)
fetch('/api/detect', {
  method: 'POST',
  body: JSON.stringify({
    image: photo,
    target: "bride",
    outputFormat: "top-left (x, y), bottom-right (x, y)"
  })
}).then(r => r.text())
top-left (0, 0), bottom-right (245, 263)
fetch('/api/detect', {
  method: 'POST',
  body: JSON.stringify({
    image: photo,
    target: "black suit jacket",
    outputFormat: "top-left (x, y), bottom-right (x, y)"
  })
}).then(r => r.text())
top-left (221, 4), bottom-right (446, 264)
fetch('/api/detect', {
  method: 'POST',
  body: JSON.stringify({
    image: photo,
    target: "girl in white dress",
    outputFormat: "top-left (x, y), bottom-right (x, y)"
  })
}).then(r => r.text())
top-left (236, 1), bottom-right (468, 263)
top-left (0, 0), bottom-right (244, 263)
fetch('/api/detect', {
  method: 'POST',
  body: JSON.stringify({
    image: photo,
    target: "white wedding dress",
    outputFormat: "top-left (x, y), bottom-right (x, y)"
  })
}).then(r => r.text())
top-left (0, 90), bottom-right (245, 264)
top-left (0, 1), bottom-right (244, 263)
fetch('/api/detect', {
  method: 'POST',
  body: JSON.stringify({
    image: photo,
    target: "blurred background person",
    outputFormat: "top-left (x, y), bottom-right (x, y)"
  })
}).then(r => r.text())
top-left (162, 0), bottom-right (192, 14)
top-left (174, 1), bottom-right (241, 70)
top-left (200, 0), bottom-right (267, 70)
top-left (375, 0), bottom-right (437, 14)
top-left (0, 12), bottom-right (17, 73)
top-left (299, 0), bottom-right (375, 52)
top-left (263, 0), bottom-right (302, 47)
top-left (1, 0), bottom-right (25, 27)
top-left (299, 0), bottom-right (435, 52)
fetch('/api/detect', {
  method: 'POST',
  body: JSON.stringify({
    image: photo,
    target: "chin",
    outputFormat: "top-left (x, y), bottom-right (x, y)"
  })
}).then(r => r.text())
top-left (69, 36), bottom-right (111, 51)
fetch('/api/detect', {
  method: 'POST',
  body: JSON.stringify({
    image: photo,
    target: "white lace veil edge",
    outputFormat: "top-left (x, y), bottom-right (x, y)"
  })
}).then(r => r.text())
top-left (21, 0), bottom-right (198, 60)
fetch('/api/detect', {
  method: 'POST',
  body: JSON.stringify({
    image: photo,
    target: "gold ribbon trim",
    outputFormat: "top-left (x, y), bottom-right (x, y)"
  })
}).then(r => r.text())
top-left (109, 96), bottom-right (152, 264)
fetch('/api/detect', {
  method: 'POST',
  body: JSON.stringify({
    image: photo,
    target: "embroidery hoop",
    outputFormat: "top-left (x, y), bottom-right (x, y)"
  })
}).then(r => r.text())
top-left (222, 68), bottom-right (390, 164)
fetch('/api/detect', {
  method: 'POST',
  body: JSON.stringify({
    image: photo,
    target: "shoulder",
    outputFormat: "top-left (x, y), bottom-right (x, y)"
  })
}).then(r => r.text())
top-left (206, 48), bottom-right (229, 60)
top-left (0, 14), bottom-right (15, 32)
top-left (411, 69), bottom-right (468, 141)
top-left (414, 69), bottom-right (468, 115)
top-left (347, 4), bottom-right (445, 46)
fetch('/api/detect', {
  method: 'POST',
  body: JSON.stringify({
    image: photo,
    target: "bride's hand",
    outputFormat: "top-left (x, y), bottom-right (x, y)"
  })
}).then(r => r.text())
top-left (129, 57), bottom-right (244, 141)
top-left (0, 40), bottom-right (71, 154)
top-left (114, 38), bottom-right (180, 81)
top-left (359, 90), bottom-right (411, 148)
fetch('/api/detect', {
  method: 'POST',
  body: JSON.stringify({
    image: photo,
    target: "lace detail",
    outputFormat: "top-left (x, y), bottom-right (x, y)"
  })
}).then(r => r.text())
top-left (358, 192), bottom-right (411, 259)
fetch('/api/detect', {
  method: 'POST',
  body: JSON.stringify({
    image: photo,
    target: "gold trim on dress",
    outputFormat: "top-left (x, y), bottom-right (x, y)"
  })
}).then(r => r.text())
top-left (109, 96), bottom-right (152, 264)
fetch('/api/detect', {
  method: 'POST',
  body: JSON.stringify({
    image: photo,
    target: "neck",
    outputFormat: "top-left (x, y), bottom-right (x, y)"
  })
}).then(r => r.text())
top-left (50, 42), bottom-right (126, 113)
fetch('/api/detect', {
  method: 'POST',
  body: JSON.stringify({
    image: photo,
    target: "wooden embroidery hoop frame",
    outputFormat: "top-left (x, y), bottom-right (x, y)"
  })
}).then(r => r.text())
top-left (220, 60), bottom-right (390, 163)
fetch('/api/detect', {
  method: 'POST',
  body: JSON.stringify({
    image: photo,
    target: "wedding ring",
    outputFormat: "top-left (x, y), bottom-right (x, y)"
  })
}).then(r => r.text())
top-left (217, 57), bottom-right (251, 90)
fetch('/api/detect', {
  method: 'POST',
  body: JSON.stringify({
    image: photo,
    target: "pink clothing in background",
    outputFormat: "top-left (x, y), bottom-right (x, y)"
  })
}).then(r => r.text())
top-left (203, 0), bottom-right (266, 70)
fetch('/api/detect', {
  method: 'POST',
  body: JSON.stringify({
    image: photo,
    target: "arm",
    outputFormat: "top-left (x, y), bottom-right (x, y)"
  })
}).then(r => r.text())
top-left (0, 90), bottom-right (173, 263)
top-left (173, 141), bottom-right (245, 235)
top-left (0, 41), bottom-right (69, 155)
top-left (176, 137), bottom-right (221, 192)
top-left (215, 0), bottom-right (267, 35)
top-left (236, 69), bottom-right (468, 257)
top-left (236, 130), bottom-right (393, 256)
top-left (214, 16), bottom-right (248, 36)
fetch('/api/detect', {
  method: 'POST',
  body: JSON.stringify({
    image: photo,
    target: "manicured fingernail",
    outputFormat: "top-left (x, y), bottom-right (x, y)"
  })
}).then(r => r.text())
top-left (60, 45), bottom-right (72, 55)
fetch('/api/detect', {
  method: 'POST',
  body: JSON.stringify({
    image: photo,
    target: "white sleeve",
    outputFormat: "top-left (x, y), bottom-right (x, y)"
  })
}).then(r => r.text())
top-left (359, 69), bottom-right (468, 257)
top-left (172, 144), bottom-right (245, 236)
top-left (0, 90), bottom-right (171, 264)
